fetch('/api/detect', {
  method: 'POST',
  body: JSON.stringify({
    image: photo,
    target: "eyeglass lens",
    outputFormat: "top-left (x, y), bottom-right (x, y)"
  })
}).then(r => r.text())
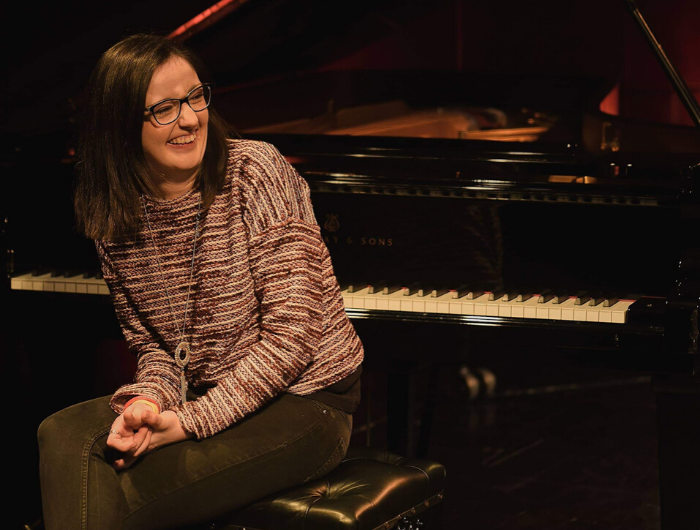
top-left (152, 85), bottom-right (211, 125)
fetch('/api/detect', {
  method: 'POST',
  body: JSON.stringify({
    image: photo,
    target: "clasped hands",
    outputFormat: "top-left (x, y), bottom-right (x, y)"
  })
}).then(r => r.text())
top-left (107, 401), bottom-right (192, 470)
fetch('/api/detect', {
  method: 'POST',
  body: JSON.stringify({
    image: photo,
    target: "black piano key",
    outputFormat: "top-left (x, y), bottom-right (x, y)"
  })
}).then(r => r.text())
top-left (402, 282), bottom-right (422, 296)
top-left (488, 290), bottom-right (506, 301)
top-left (347, 283), bottom-right (368, 293)
top-left (452, 286), bottom-right (484, 299)
top-left (537, 289), bottom-right (555, 303)
top-left (368, 280), bottom-right (400, 295)
top-left (427, 287), bottom-right (450, 297)
top-left (588, 293), bottom-right (606, 307)
top-left (515, 292), bottom-right (533, 302)
top-left (382, 284), bottom-right (402, 295)
top-left (603, 296), bottom-right (620, 307)
top-left (575, 292), bottom-right (591, 305)
top-left (502, 290), bottom-right (531, 302)
top-left (538, 289), bottom-right (568, 304)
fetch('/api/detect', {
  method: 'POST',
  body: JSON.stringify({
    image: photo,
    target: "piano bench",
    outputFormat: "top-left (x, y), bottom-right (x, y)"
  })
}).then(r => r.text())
top-left (201, 446), bottom-right (446, 530)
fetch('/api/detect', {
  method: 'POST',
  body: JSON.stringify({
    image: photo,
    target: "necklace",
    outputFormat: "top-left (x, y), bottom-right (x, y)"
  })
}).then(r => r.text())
top-left (142, 196), bottom-right (201, 405)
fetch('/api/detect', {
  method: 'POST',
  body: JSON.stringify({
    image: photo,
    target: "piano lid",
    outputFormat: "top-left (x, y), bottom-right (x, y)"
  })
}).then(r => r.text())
top-left (4, 0), bottom-right (700, 157)
top-left (172, 0), bottom-right (700, 155)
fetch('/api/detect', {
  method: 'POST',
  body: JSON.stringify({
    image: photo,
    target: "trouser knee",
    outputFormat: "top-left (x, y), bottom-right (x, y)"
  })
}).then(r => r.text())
top-left (38, 396), bottom-right (115, 457)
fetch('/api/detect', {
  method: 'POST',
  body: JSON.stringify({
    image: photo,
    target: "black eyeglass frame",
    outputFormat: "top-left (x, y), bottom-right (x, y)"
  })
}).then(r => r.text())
top-left (144, 83), bottom-right (214, 125)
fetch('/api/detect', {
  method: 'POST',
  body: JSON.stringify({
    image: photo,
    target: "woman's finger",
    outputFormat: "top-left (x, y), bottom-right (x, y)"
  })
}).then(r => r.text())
top-left (112, 453), bottom-right (137, 470)
top-left (141, 410), bottom-right (162, 428)
top-left (133, 430), bottom-right (153, 457)
top-left (132, 425), bottom-right (149, 447)
top-left (123, 407), bottom-right (141, 429)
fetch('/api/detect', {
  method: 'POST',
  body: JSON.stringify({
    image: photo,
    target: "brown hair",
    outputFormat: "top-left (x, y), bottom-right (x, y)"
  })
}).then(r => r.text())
top-left (74, 33), bottom-right (233, 240)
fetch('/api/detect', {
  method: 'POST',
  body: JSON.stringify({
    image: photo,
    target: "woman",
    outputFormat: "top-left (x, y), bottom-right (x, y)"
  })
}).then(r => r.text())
top-left (38, 33), bottom-right (363, 530)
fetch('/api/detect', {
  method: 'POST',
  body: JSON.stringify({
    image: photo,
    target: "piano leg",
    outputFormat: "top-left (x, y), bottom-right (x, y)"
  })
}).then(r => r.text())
top-left (387, 360), bottom-right (441, 458)
top-left (655, 375), bottom-right (700, 530)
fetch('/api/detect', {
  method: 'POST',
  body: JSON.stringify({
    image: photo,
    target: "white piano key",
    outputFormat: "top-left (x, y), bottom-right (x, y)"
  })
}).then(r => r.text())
top-left (386, 290), bottom-right (406, 311)
top-left (425, 292), bottom-right (452, 313)
top-left (523, 297), bottom-right (540, 319)
top-left (449, 298), bottom-right (464, 315)
top-left (511, 297), bottom-right (528, 318)
top-left (574, 304), bottom-right (589, 321)
top-left (472, 294), bottom-right (491, 316)
top-left (560, 297), bottom-right (577, 321)
top-left (31, 273), bottom-right (54, 291)
top-left (586, 306), bottom-right (600, 322)
top-left (400, 292), bottom-right (421, 312)
top-left (11, 273), bottom-right (33, 291)
top-left (612, 300), bottom-right (634, 323)
top-left (498, 298), bottom-right (512, 317)
top-left (544, 297), bottom-right (575, 320)
top-left (486, 296), bottom-right (501, 316)
top-left (584, 299), bottom-right (634, 323)
top-left (348, 287), bottom-right (370, 309)
top-left (597, 304), bottom-right (613, 323)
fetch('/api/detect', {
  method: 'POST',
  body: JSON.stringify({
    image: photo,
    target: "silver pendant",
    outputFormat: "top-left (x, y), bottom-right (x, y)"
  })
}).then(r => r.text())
top-left (175, 341), bottom-right (190, 404)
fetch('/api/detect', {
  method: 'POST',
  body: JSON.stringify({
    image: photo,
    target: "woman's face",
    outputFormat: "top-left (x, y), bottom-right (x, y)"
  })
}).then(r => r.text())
top-left (142, 56), bottom-right (209, 186)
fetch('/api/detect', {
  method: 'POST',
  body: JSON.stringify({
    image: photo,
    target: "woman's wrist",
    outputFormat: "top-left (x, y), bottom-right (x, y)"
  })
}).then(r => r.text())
top-left (124, 396), bottom-right (160, 414)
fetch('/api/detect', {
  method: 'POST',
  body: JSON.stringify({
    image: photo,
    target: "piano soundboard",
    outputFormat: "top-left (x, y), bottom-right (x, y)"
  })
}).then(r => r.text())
top-left (10, 271), bottom-right (633, 324)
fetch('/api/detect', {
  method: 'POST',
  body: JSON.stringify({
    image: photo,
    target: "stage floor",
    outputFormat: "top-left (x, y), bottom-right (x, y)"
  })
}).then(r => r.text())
top-left (353, 360), bottom-right (660, 530)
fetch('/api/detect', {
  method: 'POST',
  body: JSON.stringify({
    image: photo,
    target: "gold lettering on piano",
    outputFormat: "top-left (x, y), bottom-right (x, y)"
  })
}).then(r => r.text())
top-left (361, 237), bottom-right (393, 246)
top-left (323, 213), bottom-right (340, 232)
top-left (322, 235), bottom-right (393, 246)
top-left (321, 213), bottom-right (393, 247)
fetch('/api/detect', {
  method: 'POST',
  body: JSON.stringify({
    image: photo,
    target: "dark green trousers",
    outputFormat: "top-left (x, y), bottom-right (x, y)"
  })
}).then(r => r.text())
top-left (38, 393), bottom-right (352, 530)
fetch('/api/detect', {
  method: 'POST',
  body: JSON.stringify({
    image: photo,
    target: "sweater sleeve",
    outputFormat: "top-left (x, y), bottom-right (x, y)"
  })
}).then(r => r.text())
top-left (95, 240), bottom-right (182, 414)
top-left (173, 142), bottom-right (325, 438)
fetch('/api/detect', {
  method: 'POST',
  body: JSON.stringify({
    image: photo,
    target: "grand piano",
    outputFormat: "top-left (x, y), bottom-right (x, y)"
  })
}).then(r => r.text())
top-left (4, 0), bottom-right (700, 528)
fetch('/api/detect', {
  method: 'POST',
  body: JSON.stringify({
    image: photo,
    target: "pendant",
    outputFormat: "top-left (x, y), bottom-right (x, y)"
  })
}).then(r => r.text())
top-left (175, 341), bottom-right (191, 368)
top-left (175, 341), bottom-right (190, 404)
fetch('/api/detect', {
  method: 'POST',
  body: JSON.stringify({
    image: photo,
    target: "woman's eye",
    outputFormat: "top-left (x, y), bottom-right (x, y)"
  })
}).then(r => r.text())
top-left (154, 103), bottom-right (175, 116)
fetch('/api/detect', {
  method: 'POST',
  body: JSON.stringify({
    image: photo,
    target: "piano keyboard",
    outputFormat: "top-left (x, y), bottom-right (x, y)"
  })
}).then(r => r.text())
top-left (10, 272), bottom-right (110, 296)
top-left (340, 286), bottom-right (633, 323)
top-left (10, 273), bottom-right (633, 323)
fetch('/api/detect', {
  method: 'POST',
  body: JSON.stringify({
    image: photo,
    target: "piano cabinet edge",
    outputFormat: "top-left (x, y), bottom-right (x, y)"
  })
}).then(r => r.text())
top-left (347, 308), bottom-right (698, 375)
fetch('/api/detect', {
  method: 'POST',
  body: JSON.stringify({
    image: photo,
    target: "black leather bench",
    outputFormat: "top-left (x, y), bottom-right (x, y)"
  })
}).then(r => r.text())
top-left (199, 446), bottom-right (446, 530)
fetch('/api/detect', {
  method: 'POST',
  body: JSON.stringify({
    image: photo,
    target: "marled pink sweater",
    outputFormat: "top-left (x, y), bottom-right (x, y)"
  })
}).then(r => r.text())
top-left (96, 140), bottom-right (364, 439)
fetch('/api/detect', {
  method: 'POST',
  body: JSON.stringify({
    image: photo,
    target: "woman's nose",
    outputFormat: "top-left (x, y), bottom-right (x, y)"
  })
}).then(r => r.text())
top-left (178, 103), bottom-right (199, 127)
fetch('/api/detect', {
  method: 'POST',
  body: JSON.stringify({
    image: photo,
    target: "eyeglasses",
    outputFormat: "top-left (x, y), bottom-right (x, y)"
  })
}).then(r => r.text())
top-left (145, 83), bottom-right (213, 125)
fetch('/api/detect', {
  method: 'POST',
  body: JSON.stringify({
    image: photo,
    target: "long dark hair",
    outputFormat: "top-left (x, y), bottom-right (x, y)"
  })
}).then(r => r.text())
top-left (74, 33), bottom-right (232, 240)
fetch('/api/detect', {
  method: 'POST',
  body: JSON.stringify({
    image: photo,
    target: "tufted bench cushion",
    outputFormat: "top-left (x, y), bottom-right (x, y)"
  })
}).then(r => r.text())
top-left (209, 446), bottom-right (446, 530)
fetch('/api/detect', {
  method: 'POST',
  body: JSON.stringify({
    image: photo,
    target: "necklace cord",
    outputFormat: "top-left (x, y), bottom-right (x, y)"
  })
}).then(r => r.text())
top-left (142, 197), bottom-right (201, 345)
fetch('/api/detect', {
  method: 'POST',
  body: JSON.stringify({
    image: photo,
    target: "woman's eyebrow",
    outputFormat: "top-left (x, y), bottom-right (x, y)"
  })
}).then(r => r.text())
top-left (146, 84), bottom-right (203, 107)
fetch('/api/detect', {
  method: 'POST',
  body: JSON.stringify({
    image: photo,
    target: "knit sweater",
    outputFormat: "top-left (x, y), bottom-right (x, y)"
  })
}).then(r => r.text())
top-left (96, 140), bottom-right (364, 439)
